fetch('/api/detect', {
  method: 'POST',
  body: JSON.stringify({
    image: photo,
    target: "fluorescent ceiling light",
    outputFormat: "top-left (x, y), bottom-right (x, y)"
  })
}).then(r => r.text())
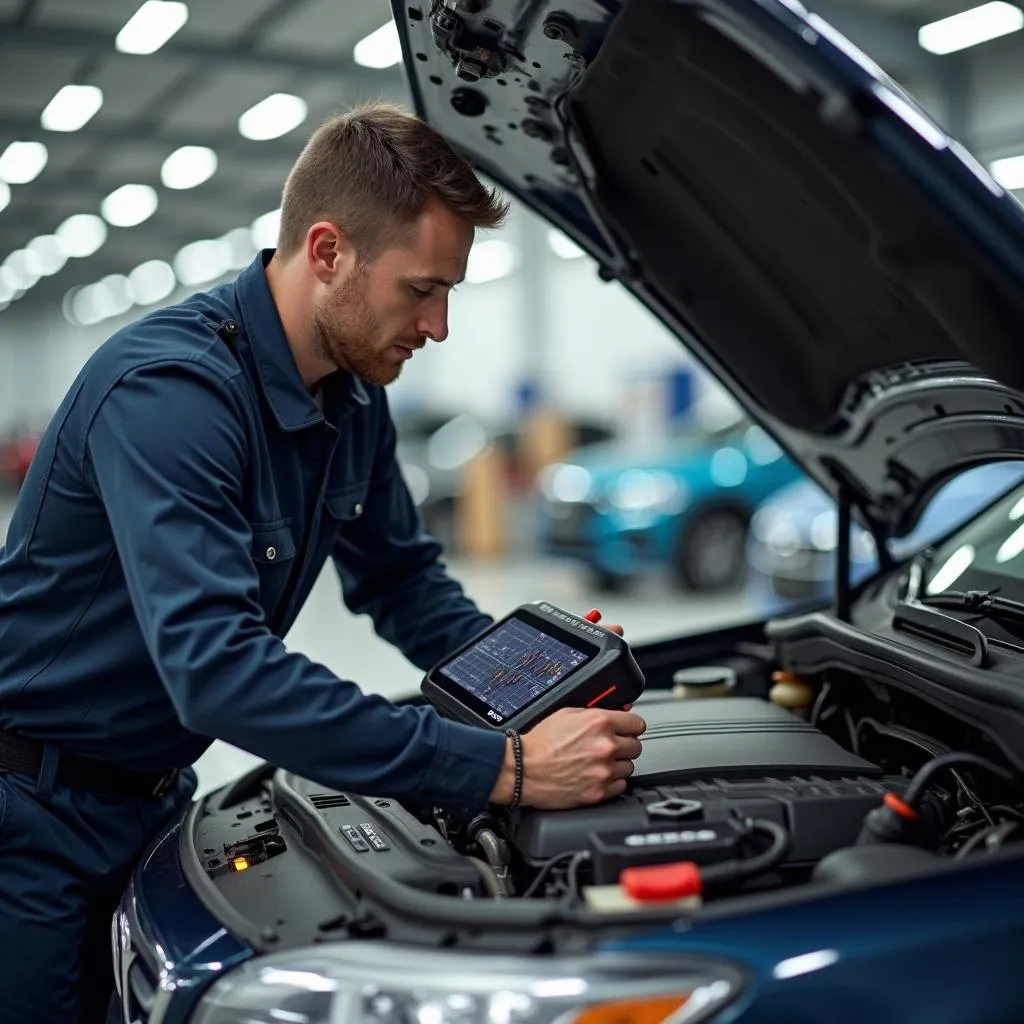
top-left (26, 234), bottom-right (67, 276)
top-left (1, 265), bottom-right (22, 299)
top-left (55, 213), bottom-right (108, 257)
top-left (101, 183), bottom-right (159, 227)
top-left (3, 249), bottom-right (43, 291)
top-left (116, 0), bottom-right (189, 55)
top-left (0, 141), bottom-right (48, 184)
top-left (71, 282), bottom-right (114, 327)
top-left (547, 229), bottom-right (585, 259)
top-left (354, 21), bottom-right (401, 68)
top-left (160, 145), bottom-right (217, 189)
top-left (990, 154), bottom-right (1024, 190)
top-left (220, 226), bottom-right (257, 269)
top-left (238, 93), bottom-right (307, 141)
top-left (128, 259), bottom-right (177, 305)
top-left (465, 239), bottom-right (518, 284)
top-left (918, 1), bottom-right (1023, 53)
top-left (250, 208), bottom-right (281, 249)
top-left (0, 180), bottom-right (9, 214)
top-left (101, 274), bottom-right (134, 316)
top-left (174, 239), bottom-right (230, 286)
top-left (40, 84), bottom-right (104, 132)
top-left (0, 270), bottom-right (15, 305)
top-left (72, 275), bottom-right (135, 326)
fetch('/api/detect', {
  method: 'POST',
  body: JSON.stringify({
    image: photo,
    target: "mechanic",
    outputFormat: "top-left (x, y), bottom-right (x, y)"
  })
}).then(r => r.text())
top-left (0, 102), bottom-right (646, 1024)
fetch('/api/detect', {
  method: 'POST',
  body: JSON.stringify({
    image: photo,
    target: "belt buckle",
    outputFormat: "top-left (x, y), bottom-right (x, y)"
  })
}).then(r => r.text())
top-left (152, 768), bottom-right (180, 798)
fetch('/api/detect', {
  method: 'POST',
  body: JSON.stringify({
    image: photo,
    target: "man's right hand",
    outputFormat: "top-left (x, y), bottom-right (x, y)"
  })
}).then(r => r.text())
top-left (489, 707), bottom-right (646, 809)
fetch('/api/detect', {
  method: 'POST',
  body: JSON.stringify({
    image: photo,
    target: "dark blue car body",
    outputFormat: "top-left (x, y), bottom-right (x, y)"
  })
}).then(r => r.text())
top-left (116, 0), bottom-right (1024, 1019)
top-left (120, 805), bottom-right (1024, 1023)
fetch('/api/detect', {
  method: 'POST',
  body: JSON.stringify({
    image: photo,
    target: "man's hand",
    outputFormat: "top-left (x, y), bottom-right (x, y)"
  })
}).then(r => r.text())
top-left (490, 706), bottom-right (646, 809)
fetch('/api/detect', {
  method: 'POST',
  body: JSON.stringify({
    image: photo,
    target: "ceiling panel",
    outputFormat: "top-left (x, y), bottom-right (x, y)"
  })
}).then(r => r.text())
top-left (88, 53), bottom-right (194, 122)
top-left (91, 139), bottom-right (171, 186)
top-left (176, 0), bottom-right (283, 43)
top-left (33, 136), bottom-right (97, 177)
top-left (35, 0), bottom-right (141, 31)
top-left (259, 0), bottom-right (394, 56)
top-left (300, 76), bottom-right (409, 124)
top-left (160, 67), bottom-right (294, 131)
top-left (0, 48), bottom-right (84, 115)
top-left (1, 188), bottom-right (103, 241)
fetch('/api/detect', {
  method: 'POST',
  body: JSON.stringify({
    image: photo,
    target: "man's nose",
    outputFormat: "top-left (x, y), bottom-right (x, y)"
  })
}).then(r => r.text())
top-left (419, 298), bottom-right (449, 344)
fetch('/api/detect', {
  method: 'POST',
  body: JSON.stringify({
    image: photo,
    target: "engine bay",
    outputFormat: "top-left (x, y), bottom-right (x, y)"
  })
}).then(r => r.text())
top-left (185, 642), bottom-right (1024, 950)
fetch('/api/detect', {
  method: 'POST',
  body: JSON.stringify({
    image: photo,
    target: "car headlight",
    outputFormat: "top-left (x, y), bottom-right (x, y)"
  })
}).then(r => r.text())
top-left (190, 944), bottom-right (744, 1024)
top-left (539, 463), bottom-right (593, 504)
top-left (609, 471), bottom-right (687, 515)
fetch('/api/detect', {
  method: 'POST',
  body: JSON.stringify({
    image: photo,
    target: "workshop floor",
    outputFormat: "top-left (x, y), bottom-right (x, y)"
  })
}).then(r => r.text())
top-left (0, 498), bottom-right (752, 795)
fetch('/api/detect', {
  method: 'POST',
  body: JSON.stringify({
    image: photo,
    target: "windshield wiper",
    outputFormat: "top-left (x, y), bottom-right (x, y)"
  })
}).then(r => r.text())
top-left (920, 588), bottom-right (1024, 626)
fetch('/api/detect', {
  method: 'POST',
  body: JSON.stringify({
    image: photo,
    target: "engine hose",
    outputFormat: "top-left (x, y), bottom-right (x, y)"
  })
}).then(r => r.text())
top-left (473, 827), bottom-right (516, 897)
top-left (903, 753), bottom-right (1017, 811)
top-left (469, 857), bottom-right (508, 898)
top-left (700, 818), bottom-right (791, 895)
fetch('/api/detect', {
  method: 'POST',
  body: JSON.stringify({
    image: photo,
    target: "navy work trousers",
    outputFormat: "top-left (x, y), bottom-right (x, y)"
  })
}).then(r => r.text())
top-left (0, 763), bottom-right (196, 1024)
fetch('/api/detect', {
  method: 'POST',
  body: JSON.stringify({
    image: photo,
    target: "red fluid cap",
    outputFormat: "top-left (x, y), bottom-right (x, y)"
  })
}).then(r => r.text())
top-left (620, 862), bottom-right (703, 902)
top-left (884, 792), bottom-right (919, 820)
top-left (584, 609), bottom-right (602, 623)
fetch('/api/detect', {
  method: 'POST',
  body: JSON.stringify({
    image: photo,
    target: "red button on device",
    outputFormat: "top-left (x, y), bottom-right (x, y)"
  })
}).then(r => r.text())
top-left (620, 862), bottom-right (703, 902)
top-left (584, 609), bottom-right (601, 623)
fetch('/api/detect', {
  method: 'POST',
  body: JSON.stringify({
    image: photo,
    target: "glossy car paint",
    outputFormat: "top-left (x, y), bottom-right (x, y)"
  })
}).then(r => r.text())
top-left (113, 822), bottom-right (250, 1024)
top-left (602, 854), bottom-right (1024, 1023)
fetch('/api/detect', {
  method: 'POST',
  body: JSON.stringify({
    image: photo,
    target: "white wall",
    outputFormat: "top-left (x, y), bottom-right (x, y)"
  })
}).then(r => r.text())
top-left (968, 43), bottom-right (1024, 156)
top-left (0, 236), bottom-right (693, 436)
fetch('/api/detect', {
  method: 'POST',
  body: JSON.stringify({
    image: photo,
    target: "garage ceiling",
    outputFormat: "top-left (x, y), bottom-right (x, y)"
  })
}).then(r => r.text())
top-left (0, 0), bottom-right (404, 316)
top-left (1, 0), bottom-right (1023, 323)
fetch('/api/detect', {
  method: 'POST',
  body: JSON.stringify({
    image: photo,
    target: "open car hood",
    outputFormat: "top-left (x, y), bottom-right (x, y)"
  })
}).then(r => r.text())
top-left (393, 0), bottom-right (1024, 541)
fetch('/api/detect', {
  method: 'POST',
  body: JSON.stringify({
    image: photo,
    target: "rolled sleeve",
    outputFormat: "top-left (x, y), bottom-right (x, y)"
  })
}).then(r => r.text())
top-left (83, 359), bottom-right (502, 815)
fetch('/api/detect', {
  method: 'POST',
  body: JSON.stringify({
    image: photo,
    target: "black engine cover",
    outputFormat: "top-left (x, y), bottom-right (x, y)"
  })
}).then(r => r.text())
top-left (508, 696), bottom-right (891, 866)
top-left (629, 696), bottom-right (879, 784)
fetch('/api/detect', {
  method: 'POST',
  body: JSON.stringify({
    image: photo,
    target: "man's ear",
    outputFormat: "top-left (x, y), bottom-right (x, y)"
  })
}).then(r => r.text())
top-left (306, 221), bottom-right (357, 284)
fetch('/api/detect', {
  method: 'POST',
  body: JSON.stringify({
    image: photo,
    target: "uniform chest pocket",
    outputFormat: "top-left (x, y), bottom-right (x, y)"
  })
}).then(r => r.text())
top-left (251, 522), bottom-right (297, 565)
top-left (324, 480), bottom-right (370, 525)
top-left (250, 522), bottom-right (297, 617)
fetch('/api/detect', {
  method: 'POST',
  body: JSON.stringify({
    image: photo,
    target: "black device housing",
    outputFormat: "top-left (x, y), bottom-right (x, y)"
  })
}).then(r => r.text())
top-left (589, 818), bottom-right (747, 884)
top-left (422, 601), bottom-right (645, 730)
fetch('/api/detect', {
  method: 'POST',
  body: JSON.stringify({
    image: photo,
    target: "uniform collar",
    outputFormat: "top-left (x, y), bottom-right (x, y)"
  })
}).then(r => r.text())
top-left (234, 250), bottom-right (370, 432)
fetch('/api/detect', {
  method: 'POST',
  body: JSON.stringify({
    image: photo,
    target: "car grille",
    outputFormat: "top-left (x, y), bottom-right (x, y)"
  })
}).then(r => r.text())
top-left (771, 573), bottom-right (824, 600)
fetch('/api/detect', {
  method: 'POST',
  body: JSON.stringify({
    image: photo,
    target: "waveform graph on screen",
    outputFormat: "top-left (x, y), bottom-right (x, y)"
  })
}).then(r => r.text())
top-left (442, 618), bottom-right (589, 717)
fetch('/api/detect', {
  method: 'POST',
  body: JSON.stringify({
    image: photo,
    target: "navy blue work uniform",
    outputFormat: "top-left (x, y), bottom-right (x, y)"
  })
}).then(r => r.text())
top-left (0, 250), bottom-right (507, 1023)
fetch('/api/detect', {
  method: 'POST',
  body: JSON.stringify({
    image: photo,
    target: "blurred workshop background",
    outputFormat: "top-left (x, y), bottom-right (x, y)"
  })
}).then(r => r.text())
top-left (2, 0), bottom-right (1024, 790)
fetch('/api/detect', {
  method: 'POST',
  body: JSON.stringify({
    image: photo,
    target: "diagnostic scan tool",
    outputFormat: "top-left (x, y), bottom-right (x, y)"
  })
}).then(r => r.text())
top-left (422, 601), bottom-right (645, 731)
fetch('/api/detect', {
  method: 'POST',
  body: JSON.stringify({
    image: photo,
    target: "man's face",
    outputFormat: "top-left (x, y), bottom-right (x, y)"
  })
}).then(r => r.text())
top-left (313, 197), bottom-right (473, 386)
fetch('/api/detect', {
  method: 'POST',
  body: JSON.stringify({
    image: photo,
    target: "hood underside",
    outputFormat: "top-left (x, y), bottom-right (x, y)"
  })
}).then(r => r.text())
top-left (394, 0), bottom-right (1024, 538)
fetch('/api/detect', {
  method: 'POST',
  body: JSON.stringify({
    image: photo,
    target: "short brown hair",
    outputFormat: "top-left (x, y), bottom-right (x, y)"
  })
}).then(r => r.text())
top-left (277, 101), bottom-right (509, 260)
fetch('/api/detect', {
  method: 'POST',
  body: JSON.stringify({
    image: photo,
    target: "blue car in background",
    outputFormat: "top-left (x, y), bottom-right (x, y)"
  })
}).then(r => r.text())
top-left (747, 462), bottom-right (1024, 614)
top-left (538, 419), bottom-right (802, 592)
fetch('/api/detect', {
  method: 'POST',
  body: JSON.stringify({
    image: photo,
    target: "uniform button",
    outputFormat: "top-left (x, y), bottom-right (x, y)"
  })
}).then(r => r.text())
top-left (353, 503), bottom-right (363, 517)
top-left (266, 546), bottom-right (277, 561)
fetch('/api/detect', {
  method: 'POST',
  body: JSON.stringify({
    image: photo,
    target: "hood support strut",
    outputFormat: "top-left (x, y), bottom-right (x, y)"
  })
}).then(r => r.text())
top-left (836, 483), bottom-right (852, 623)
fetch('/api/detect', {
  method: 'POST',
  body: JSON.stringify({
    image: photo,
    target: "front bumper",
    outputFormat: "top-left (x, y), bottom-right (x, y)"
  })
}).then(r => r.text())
top-left (112, 819), bottom-right (251, 1024)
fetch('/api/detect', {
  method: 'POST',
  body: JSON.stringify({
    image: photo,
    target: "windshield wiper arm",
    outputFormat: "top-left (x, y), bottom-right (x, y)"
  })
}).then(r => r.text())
top-left (920, 588), bottom-right (1024, 625)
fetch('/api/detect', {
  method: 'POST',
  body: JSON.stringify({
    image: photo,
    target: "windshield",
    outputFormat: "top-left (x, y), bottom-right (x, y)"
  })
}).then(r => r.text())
top-left (925, 477), bottom-right (1024, 600)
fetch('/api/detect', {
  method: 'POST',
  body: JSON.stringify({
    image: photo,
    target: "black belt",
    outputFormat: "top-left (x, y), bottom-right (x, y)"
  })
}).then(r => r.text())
top-left (0, 730), bottom-right (179, 798)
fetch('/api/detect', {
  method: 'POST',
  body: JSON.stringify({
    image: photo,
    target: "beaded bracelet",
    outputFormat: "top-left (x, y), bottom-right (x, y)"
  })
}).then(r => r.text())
top-left (505, 727), bottom-right (524, 810)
